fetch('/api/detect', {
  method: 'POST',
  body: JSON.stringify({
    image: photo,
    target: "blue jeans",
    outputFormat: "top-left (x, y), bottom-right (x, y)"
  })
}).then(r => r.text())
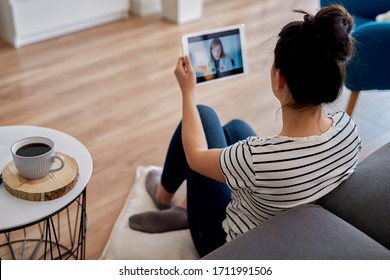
top-left (161, 105), bottom-right (256, 257)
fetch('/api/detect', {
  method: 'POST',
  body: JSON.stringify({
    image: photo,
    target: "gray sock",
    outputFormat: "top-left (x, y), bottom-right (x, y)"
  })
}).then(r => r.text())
top-left (129, 207), bottom-right (188, 233)
top-left (146, 169), bottom-right (172, 210)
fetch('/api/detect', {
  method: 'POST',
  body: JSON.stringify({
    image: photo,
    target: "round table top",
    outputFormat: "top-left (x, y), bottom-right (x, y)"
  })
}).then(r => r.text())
top-left (0, 125), bottom-right (93, 232)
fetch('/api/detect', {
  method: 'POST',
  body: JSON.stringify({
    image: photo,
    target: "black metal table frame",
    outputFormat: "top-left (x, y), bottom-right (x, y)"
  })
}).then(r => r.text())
top-left (0, 189), bottom-right (87, 260)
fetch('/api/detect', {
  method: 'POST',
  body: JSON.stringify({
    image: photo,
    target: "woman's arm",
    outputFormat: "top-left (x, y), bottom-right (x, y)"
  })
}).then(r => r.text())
top-left (174, 56), bottom-right (225, 183)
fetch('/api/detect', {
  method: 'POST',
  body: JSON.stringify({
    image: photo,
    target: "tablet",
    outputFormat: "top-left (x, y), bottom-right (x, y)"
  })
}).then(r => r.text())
top-left (181, 24), bottom-right (248, 85)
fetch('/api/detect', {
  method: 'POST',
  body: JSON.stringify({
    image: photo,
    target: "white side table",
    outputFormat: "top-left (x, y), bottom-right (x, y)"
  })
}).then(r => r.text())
top-left (0, 126), bottom-right (93, 260)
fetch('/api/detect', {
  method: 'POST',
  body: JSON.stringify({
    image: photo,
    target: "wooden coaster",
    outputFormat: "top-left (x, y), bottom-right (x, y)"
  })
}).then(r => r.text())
top-left (2, 152), bottom-right (79, 201)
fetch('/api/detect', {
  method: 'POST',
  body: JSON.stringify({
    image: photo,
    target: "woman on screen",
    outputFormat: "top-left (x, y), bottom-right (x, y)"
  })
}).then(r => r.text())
top-left (207, 38), bottom-right (234, 77)
top-left (129, 5), bottom-right (361, 257)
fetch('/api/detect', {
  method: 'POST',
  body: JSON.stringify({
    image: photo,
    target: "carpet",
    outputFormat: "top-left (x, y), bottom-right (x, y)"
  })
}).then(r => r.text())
top-left (99, 166), bottom-right (199, 260)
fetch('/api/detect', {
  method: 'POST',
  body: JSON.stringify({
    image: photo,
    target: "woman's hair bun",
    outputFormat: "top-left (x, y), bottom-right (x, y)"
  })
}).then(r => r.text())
top-left (273, 5), bottom-right (355, 107)
top-left (297, 4), bottom-right (354, 63)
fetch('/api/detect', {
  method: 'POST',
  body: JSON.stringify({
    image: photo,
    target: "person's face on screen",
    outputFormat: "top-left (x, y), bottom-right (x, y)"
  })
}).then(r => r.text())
top-left (211, 44), bottom-right (222, 60)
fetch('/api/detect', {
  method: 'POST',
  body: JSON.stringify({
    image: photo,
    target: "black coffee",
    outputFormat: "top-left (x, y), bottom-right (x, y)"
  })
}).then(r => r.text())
top-left (16, 143), bottom-right (51, 157)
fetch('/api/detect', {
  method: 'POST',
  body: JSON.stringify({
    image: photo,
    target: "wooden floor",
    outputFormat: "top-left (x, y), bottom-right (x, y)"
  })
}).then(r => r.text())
top-left (1, 0), bottom-right (389, 259)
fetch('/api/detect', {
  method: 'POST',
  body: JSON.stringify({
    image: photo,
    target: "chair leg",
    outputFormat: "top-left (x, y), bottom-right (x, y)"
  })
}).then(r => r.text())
top-left (346, 91), bottom-right (360, 116)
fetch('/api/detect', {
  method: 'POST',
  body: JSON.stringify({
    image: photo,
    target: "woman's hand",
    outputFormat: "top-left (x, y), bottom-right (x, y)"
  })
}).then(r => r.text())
top-left (174, 56), bottom-right (196, 95)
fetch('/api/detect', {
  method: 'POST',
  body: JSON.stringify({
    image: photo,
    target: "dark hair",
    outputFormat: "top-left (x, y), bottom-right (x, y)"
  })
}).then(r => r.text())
top-left (274, 5), bottom-right (354, 107)
top-left (210, 38), bottom-right (226, 61)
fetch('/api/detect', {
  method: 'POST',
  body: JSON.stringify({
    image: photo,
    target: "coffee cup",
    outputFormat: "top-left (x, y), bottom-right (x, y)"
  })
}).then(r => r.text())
top-left (11, 136), bottom-right (65, 180)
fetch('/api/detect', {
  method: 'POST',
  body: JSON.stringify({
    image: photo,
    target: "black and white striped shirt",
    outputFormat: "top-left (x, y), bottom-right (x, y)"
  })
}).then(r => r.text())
top-left (219, 111), bottom-right (362, 242)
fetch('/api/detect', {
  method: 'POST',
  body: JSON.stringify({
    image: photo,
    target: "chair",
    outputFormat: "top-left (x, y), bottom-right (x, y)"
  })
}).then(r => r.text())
top-left (320, 0), bottom-right (390, 115)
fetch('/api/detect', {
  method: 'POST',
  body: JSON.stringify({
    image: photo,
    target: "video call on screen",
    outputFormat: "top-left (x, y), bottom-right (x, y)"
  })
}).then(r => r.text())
top-left (187, 29), bottom-right (244, 83)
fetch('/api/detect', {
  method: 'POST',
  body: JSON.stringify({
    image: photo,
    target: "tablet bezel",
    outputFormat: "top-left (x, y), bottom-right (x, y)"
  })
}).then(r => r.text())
top-left (181, 24), bottom-right (248, 85)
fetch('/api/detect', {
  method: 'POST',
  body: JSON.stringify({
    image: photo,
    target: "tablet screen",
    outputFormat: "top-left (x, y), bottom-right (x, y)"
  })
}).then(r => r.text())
top-left (182, 25), bottom-right (248, 84)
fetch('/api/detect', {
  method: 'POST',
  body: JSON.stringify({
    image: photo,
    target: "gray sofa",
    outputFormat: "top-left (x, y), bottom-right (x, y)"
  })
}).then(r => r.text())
top-left (204, 142), bottom-right (390, 259)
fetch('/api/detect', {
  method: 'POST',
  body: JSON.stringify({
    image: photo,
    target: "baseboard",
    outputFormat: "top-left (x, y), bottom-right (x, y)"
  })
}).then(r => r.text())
top-left (12, 12), bottom-right (128, 48)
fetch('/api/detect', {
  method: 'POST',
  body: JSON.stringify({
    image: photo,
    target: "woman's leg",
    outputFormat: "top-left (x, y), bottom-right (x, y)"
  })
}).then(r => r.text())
top-left (187, 113), bottom-right (257, 257)
top-left (223, 119), bottom-right (257, 145)
top-left (159, 120), bottom-right (188, 193)
top-left (139, 123), bottom-right (187, 210)
top-left (185, 105), bottom-right (232, 257)
top-left (129, 120), bottom-right (190, 233)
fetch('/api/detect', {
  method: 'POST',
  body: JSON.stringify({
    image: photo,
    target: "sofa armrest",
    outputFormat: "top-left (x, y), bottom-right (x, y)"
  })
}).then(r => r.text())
top-left (203, 204), bottom-right (390, 260)
top-left (317, 142), bottom-right (390, 249)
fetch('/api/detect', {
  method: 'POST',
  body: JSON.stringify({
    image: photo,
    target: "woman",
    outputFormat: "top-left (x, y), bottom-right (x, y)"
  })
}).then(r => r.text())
top-left (207, 38), bottom-right (234, 77)
top-left (130, 5), bottom-right (362, 257)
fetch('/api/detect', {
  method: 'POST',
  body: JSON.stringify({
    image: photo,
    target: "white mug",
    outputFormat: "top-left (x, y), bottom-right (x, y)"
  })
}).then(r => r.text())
top-left (11, 136), bottom-right (65, 180)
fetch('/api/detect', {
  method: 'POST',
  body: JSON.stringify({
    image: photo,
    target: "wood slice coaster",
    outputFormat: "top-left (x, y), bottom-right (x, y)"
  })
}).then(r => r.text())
top-left (2, 152), bottom-right (79, 201)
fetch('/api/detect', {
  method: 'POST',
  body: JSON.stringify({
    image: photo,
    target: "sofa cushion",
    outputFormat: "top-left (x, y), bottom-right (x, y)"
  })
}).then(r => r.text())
top-left (203, 204), bottom-right (390, 260)
top-left (317, 142), bottom-right (390, 249)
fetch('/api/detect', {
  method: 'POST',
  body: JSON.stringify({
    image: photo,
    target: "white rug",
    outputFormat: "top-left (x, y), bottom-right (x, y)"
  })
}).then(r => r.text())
top-left (100, 166), bottom-right (199, 260)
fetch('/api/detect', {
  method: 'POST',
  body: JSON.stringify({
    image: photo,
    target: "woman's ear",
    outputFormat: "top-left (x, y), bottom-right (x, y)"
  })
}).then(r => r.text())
top-left (272, 67), bottom-right (292, 104)
top-left (275, 69), bottom-right (286, 90)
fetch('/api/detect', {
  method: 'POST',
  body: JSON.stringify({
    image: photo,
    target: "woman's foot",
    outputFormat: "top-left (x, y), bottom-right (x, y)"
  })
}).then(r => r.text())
top-left (129, 207), bottom-right (188, 233)
top-left (145, 169), bottom-right (173, 210)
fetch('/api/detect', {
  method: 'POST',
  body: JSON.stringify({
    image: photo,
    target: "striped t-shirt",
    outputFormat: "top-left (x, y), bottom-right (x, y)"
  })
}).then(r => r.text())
top-left (219, 111), bottom-right (362, 242)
